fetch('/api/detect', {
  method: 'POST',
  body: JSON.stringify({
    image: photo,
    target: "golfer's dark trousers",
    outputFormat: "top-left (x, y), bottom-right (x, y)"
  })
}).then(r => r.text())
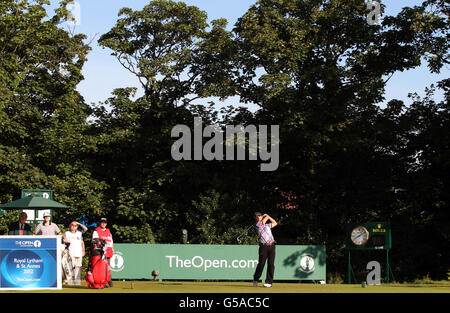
top-left (253, 243), bottom-right (276, 284)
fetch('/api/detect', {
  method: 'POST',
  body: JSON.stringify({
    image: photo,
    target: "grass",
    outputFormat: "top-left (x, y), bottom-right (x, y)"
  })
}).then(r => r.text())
top-left (2, 280), bottom-right (449, 293)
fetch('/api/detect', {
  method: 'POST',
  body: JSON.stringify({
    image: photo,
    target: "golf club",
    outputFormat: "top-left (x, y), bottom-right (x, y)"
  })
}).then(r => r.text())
top-left (236, 224), bottom-right (255, 243)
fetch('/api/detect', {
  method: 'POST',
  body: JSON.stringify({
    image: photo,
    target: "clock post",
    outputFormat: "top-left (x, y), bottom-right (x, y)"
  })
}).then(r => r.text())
top-left (346, 222), bottom-right (393, 284)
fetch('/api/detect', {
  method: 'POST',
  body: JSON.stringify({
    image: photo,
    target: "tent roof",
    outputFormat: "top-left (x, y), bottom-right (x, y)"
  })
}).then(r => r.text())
top-left (0, 196), bottom-right (69, 209)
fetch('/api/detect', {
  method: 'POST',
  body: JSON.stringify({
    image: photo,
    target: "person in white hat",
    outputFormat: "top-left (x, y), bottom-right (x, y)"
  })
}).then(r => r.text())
top-left (34, 211), bottom-right (66, 241)
top-left (64, 221), bottom-right (87, 285)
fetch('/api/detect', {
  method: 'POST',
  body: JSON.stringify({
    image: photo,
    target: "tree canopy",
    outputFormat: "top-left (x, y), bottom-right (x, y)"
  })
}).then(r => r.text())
top-left (0, 0), bottom-right (448, 281)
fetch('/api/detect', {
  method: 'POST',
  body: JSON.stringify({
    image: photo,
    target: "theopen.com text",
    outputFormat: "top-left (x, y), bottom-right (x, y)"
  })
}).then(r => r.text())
top-left (165, 255), bottom-right (258, 272)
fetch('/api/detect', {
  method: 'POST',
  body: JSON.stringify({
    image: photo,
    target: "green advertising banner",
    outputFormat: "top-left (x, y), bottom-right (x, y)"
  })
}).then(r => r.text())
top-left (110, 244), bottom-right (325, 281)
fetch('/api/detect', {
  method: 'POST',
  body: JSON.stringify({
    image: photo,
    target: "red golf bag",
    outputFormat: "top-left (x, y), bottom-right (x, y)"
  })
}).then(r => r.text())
top-left (86, 238), bottom-right (111, 289)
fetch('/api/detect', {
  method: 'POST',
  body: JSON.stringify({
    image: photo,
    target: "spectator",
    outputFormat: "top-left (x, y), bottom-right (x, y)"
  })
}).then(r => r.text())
top-left (8, 212), bottom-right (32, 235)
top-left (64, 221), bottom-right (87, 285)
top-left (33, 212), bottom-right (66, 241)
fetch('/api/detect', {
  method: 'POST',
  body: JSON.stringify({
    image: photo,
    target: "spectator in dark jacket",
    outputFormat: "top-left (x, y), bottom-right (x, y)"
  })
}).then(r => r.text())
top-left (8, 212), bottom-right (32, 235)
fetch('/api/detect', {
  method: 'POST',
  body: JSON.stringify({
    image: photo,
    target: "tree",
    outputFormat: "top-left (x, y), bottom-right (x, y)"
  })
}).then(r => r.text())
top-left (0, 0), bottom-right (106, 230)
top-left (98, 0), bottom-right (237, 105)
top-left (1, 0), bottom-right (445, 281)
top-left (389, 79), bottom-right (449, 280)
top-left (94, 0), bottom-right (244, 243)
top-left (231, 0), bottom-right (449, 279)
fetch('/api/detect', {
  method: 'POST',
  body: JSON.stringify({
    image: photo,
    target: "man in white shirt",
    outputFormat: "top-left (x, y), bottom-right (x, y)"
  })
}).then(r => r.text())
top-left (64, 221), bottom-right (87, 285)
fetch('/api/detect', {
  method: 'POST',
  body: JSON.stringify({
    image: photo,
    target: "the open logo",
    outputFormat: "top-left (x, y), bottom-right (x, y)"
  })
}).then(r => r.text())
top-left (299, 254), bottom-right (315, 273)
top-left (110, 251), bottom-right (124, 272)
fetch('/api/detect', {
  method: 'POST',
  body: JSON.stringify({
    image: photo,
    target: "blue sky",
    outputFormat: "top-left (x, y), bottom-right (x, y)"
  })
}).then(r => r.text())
top-left (46, 0), bottom-right (448, 110)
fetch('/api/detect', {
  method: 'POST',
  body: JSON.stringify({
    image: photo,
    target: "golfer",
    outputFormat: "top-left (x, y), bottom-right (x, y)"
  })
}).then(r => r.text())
top-left (252, 212), bottom-right (277, 288)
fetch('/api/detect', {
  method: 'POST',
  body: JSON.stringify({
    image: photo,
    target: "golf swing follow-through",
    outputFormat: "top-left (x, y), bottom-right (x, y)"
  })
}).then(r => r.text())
top-left (236, 212), bottom-right (279, 287)
top-left (252, 212), bottom-right (278, 288)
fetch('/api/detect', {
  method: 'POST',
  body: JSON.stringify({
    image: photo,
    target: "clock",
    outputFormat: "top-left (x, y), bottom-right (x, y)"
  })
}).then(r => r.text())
top-left (350, 226), bottom-right (370, 246)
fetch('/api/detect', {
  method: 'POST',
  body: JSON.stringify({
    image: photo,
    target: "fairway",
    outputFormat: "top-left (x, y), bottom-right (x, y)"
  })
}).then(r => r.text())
top-left (2, 281), bottom-right (449, 293)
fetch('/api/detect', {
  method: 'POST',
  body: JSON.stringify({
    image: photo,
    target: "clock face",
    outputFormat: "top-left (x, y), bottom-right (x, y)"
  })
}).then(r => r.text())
top-left (351, 226), bottom-right (369, 246)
